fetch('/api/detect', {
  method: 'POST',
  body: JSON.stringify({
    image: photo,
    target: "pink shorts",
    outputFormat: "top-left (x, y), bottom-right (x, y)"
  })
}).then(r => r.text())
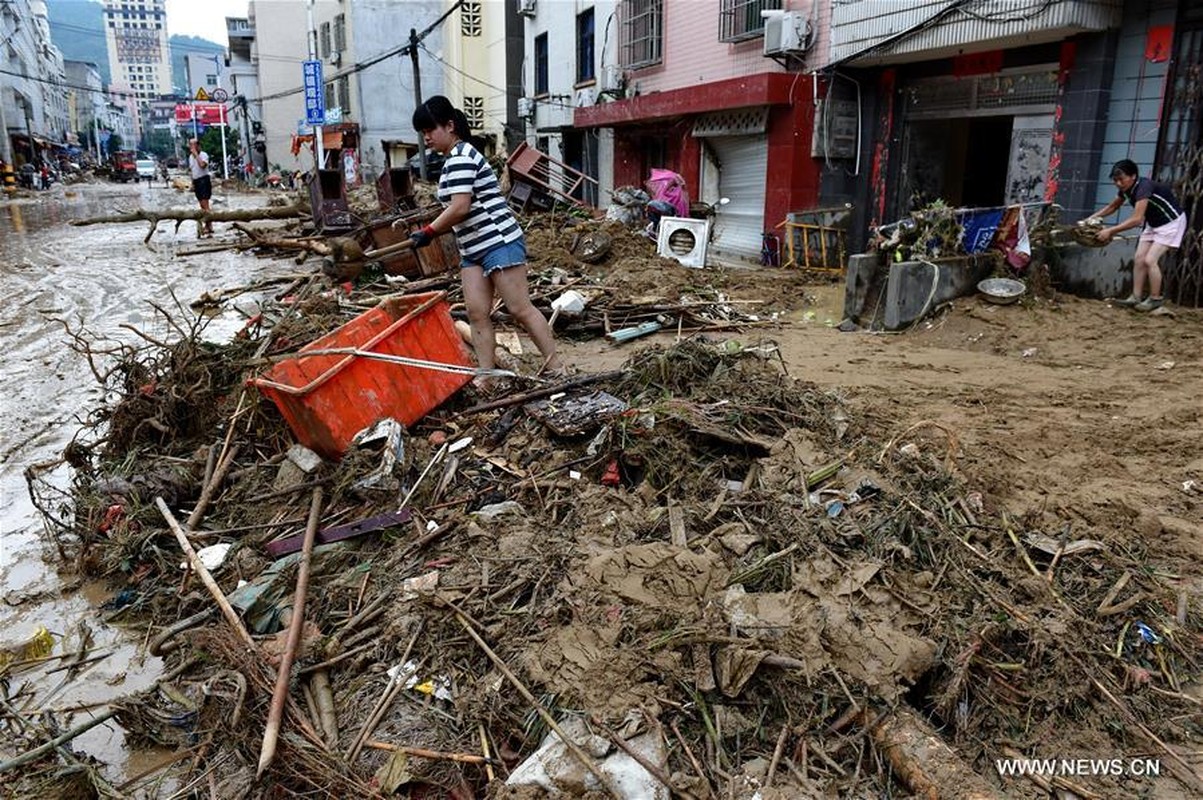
top-left (1140, 213), bottom-right (1186, 248)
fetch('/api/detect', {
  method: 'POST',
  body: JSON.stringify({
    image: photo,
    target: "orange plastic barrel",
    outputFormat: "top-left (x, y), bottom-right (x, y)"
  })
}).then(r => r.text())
top-left (253, 292), bottom-right (472, 458)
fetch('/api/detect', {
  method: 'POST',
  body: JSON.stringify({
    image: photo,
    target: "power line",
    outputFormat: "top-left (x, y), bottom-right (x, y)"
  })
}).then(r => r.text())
top-left (0, 65), bottom-right (139, 99)
top-left (250, 0), bottom-right (465, 103)
top-left (49, 19), bottom-right (304, 64)
top-left (419, 42), bottom-right (579, 113)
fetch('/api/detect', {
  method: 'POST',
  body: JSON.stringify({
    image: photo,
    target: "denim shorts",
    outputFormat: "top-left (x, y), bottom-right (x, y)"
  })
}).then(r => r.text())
top-left (462, 238), bottom-right (526, 276)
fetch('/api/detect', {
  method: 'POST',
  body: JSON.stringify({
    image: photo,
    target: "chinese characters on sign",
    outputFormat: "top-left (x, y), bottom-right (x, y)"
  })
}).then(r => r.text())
top-left (115, 29), bottom-right (161, 62)
top-left (303, 60), bottom-right (325, 126)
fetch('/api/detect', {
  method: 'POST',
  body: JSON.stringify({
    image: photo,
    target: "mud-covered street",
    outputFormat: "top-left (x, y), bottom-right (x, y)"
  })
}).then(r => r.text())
top-left (2, 180), bottom-right (1202, 798)
top-left (0, 180), bottom-right (287, 777)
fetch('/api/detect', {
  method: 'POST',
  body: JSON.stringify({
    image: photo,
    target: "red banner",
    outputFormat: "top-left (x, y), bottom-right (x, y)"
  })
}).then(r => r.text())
top-left (174, 103), bottom-right (230, 125)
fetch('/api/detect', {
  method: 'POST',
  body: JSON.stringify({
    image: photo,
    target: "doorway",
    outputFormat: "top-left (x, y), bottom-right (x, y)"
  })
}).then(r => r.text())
top-left (898, 115), bottom-right (1015, 212)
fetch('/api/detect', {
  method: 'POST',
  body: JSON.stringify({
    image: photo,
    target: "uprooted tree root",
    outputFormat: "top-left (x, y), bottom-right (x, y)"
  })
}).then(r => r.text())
top-left (16, 302), bottom-right (1203, 798)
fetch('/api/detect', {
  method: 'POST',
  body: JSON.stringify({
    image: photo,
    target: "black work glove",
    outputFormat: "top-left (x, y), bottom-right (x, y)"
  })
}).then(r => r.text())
top-left (409, 224), bottom-right (436, 249)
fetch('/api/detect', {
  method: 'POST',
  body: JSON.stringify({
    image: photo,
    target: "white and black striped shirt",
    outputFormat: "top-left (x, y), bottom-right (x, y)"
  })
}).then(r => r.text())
top-left (436, 142), bottom-right (522, 259)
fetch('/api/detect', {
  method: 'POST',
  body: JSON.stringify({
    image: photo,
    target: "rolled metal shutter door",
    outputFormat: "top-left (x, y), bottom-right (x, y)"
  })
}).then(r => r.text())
top-left (708, 135), bottom-right (768, 261)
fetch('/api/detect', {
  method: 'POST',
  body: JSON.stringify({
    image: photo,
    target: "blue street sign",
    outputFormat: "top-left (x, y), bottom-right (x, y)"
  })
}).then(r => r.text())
top-left (302, 59), bottom-right (325, 125)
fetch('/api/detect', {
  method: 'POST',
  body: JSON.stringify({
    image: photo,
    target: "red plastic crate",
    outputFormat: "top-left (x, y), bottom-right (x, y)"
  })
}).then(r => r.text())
top-left (254, 292), bottom-right (472, 458)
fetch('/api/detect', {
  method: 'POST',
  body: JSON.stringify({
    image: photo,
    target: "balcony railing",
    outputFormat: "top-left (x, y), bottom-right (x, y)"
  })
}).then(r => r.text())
top-left (226, 18), bottom-right (254, 39)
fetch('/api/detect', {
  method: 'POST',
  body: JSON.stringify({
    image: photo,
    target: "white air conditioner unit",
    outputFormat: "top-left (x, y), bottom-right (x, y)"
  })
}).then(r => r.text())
top-left (600, 65), bottom-right (622, 92)
top-left (328, 51), bottom-right (342, 66)
top-left (763, 11), bottom-right (812, 57)
top-left (517, 0), bottom-right (536, 17)
top-left (517, 97), bottom-right (534, 118)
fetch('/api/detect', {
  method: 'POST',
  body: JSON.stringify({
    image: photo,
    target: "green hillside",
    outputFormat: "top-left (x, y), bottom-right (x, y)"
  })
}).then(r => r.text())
top-left (48, 0), bottom-right (110, 85)
top-left (47, 1), bottom-right (224, 97)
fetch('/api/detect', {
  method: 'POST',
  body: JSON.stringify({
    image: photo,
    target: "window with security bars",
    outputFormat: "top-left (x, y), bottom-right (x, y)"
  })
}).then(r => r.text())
top-left (461, 2), bottom-right (482, 36)
top-left (463, 96), bottom-right (484, 129)
top-left (338, 76), bottom-right (350, 115)
top-left (320, 22), bottom-right (331, 58)
top-left (719, 0), bottom-right (781, 43)
top-left (334, 14), bottom-right (346, 52)
top-left (621, 0), bottom-right (662, 69)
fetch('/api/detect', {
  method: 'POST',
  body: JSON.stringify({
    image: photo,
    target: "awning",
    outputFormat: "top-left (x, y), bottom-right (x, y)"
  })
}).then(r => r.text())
top-left (575, 73), bottom-right (808, 129)
top-left (31, 135), bottom-right (50, 147)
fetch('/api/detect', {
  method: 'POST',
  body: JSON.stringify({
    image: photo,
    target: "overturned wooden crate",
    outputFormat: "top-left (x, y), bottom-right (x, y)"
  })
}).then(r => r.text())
top-left (506, 141), bottom-right (599, 212)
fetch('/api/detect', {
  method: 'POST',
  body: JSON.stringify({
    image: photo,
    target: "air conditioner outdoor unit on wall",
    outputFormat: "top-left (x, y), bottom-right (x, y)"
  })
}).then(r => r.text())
top-left (517, 97), bottom-right (534, 118)
top-left (329, 52), bottom-right (341, 66)
top-left (517, 0), bottom-right (536, 17)
top-left (763, 11), bottom-right (812, 57)
top-left (600, 65), bottom-right (622, 92)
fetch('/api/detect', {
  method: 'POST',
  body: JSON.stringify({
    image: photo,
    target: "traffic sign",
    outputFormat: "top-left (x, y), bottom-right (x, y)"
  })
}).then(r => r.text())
top-left (302, 60), bottom-right (325, 126)
top-left (212, 88), bottom-right (229, 103)
top-left (195, 87), bottom-right (210, 101)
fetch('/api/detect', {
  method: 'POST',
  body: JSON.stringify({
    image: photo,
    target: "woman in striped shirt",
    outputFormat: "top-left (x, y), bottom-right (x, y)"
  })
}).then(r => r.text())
top-left (1088, 159), bottom-right (1187, 312)
top-left (410, 96), bottom-right (563, 375)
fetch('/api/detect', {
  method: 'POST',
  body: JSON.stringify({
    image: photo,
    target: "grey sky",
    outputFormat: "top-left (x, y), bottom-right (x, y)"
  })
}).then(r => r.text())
top-left (164, 0), bottom-right (249, 44)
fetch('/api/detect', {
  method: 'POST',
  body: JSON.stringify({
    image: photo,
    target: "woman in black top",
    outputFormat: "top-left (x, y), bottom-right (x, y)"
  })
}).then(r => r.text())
top-left (1087, 159), bottom-right (1186, 311)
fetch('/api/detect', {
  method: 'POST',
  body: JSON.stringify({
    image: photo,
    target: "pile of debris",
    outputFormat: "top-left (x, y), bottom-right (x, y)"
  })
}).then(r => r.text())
top-left (9, 262), bottom-right (1203, 799)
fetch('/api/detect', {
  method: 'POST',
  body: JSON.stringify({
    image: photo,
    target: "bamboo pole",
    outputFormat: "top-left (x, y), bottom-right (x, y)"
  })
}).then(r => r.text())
top-left (455, 613), bottom-right (617, 796)
top-left (155, 497), bottom-right (254, 650)
top-left (364, 741), bottom-right (498, 764)
top-left (257, 487), bottom-right (323, 779)
top-left (0, 710), bottom-right (118, 773)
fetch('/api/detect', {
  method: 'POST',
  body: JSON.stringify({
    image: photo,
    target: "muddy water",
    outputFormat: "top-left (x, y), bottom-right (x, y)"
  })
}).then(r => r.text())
top-left (0, 181), bottom-right (288, 778)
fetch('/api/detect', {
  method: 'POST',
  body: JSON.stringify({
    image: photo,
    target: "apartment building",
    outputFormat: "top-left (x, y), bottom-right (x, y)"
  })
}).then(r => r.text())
top-left (516, 0), bottom-right (616, 207)
top-left (64, 60), bottom-right (106, 156)
top-left (102, 0), bottom-right (173, 123)
top-left (250, 0), bottom-right (446, 177)
top-left (826, 0), bottom-right (1202, 305)
top-left (226, 16), bottom-right (263, 172)
top-left (1, 0), bottom-right (71, 163)
top-left (574, 0), bottom-right (829, 261)
top-left (440, 0), bottom-right (525, 156)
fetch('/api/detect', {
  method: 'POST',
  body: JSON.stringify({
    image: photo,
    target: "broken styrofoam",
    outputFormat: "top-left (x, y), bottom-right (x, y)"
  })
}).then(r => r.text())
top-left (399, 571), bottom-right (439, 601)
top-left (472, 501), bottom-right (525, 520)
top-left (505, 716), bottom-right (670, 799)
top-left (180, 542), bottom-right (232, 572)
top-left (550, 289), bottom-right (587, 317)
top-left (286, 444), bottom-right (324, 474)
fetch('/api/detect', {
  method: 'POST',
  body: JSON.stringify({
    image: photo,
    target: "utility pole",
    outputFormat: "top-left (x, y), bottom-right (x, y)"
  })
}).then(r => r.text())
top-left (409, 27), bottom-right (426, 181)
top-left (398, 3), bottom-right (463, 180)
top-left (308, 0), bottom-right (325, 173)
top-left (218, 102), bottom-right (228, 179)
top-left (0, 81), bottom-right (11, 166)
top-left (238, 95), bottom-right (252, 173)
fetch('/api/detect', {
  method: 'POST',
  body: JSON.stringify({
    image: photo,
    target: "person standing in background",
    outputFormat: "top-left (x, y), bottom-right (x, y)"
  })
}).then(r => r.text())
top-left (188, 138), bottom-right (214, 237)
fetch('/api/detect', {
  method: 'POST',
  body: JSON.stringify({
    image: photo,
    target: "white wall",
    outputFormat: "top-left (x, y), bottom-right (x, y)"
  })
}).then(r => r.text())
top-left (521, 0), bottom-right (615, 206)
top-left (250, 0), bottom-right (320, 172)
